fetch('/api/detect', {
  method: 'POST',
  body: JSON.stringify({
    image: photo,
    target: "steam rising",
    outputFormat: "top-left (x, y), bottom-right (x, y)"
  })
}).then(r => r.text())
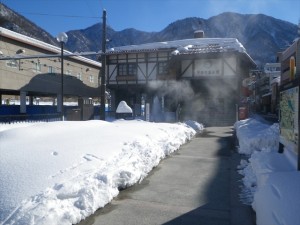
top-left (147, 78), bottom-right (238, 125)
top-left (148, 80), bottom-right (194, 102)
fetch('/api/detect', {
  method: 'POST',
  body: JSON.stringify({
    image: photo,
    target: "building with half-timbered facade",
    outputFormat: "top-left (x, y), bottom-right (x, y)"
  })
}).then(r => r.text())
top-left (105, 34), bottom-right (256, 126)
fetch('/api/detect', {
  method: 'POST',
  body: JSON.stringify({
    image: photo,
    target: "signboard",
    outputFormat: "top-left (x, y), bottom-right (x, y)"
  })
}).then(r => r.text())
top-left (194, 59), bottom-right (222, 77)
top-left (145, 103), bottom-right (150, 121)
top-left (279, 38), bottom-right (300, 170)
top-left (279, 78), bottom-right (299, 155)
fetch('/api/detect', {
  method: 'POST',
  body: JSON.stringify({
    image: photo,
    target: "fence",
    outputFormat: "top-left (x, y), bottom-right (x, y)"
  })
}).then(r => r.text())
top-left (0, 105), bottom-right (116, 124)
top-left (0, 105), bottom-right (74, 124)
top-left (0, 113), bottom-right (61, 124)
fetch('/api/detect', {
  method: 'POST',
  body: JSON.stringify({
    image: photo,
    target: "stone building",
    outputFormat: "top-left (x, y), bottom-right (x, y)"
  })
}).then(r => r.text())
top-left (0, 27), bottom-right (101, 114)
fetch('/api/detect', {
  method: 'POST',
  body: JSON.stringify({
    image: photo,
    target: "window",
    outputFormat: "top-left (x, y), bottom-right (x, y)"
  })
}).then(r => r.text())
top-left (77, 72), bottom-right (82, 80)
top-left (118, 63), bottom-right (137, 76)
top-left (34, 62), bottom-right (41, 72)
top-left (89, 75), bottom-right (94, 83)
top-left (157, 61), bottom-right (168, 75)
top-left (128, 64), bottom-right (137, 75)
top-left (118, 64), bottom-right (127, 76)
top-left (6, 60), bottom-right (18, 68)
top-left (48, 66), bottom-right (55, 74)
top-left (66, 70), bottom-right (72, 76)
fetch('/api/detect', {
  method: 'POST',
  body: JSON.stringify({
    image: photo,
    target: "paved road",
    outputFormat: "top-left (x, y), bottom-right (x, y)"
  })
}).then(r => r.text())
top-left (77, 127), bottom-right (255, 225)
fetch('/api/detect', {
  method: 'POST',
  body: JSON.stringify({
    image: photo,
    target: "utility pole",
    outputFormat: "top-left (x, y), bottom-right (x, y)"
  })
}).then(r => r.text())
top-left (100, 9), bottom-right (106, 120)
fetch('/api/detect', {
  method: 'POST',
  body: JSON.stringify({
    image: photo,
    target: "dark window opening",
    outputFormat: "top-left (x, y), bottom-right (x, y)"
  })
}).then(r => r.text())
top-left (118, 63), bottom-right (137, 76)
top-left (158, 62), bottom-right (168, 75)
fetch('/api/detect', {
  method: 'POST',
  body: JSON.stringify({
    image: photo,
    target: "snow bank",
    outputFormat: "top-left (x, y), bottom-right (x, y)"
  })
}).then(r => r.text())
top-left (253, 171), bottom-right (300, 225)
top-left (0, 122), bottom-right (37, 132)
top-left (234, 118), bottom-right (279, 155)
top-left (235, 117), bottom-right (300, 225)
top-left (0, 120), bottom-right (200, 225)
top-left (184, 120), bottom-right (204, 132)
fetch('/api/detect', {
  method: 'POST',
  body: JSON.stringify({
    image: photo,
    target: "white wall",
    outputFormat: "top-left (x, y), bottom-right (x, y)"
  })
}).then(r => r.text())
top-left (181, 56), bottom-right (237, 78)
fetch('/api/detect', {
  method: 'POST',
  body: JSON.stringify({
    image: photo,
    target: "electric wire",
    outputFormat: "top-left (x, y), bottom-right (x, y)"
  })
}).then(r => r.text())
top-left (0, 0), bottom-right (102, 98)
top-left (14, 12), bottom-right (100, 19)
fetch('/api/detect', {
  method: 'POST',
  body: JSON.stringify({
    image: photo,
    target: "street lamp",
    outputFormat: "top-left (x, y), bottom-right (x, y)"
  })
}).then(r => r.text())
top-left (56, 32), bottom-right (68, 121)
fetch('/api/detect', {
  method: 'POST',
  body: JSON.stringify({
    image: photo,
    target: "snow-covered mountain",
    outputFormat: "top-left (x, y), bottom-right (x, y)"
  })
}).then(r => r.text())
top-left (1, 2), bottom-right (298, 65)
top-left (66, 12), bottom-right (298, 65)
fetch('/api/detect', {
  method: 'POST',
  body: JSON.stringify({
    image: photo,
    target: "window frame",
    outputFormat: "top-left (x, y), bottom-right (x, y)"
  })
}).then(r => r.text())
top-left (89, 74), bottom-right (94, 83)
top-left (33, 62), bottom-right (41, 73)
top-left (6, 59), bottom-right (18, 68)
top-left (77, 72), bottom-right (82, 80)
top-left (48, 66), bottom-right (55, 74)
top-left (65, 70), bottom-right (72, 76)
top-left (118, 63), bottom-right (137, 76)
top-left (157, 61), bottom-right (168, 75)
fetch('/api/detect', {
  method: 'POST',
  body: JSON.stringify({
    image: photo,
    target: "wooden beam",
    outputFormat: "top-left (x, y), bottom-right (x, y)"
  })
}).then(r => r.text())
top-left (223, 57), bottom-right (237, 74)
top-left (137, 64), bottom-right (146, 79)
top-left (180, 60), bottom-right (193, 77)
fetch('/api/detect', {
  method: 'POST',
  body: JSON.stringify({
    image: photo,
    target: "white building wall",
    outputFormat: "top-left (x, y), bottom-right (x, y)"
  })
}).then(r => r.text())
top-left (194, 59), bottom-right (223, 77)
top-left (181, 56), bottom-right (238, 78)
top-left (108, 65), bottom-right (117, 84)
top-left (223, 56), bottom-right (237, 76)
top-left (147, 63), bottom-right (157, 80)
top-left (137, 63), bottom-right (146, 81)
top-left (182, 60), bottom-right (193, 78)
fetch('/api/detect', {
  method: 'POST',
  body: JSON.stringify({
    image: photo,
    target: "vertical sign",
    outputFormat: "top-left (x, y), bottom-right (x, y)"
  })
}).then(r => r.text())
top-left (280, 84), bottom-right (299, 154)
top-left (279, 78), bottom-right (299, 170)
top-left (146, 103), bottom-right (150, 121)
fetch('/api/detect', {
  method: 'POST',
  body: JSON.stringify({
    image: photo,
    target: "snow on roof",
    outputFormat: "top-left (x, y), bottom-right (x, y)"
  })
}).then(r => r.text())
top-left (107, 38), bottom-right (247, 55)
top-left (271, 76), bottom-right (281, 85)
top-left (0, 27), bottom-right (101, 67)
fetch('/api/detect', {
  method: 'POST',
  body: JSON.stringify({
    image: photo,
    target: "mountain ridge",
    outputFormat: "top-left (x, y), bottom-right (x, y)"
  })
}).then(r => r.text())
top-left (65, 12), bottom-right (298, 64)
top-left (0, 3), bottom-right (58, 46)
top-left (0, 3), bottom-right (298, 66)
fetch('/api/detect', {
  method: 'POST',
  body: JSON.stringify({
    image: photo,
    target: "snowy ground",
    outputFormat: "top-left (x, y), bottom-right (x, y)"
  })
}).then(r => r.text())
top-left (1, 117), bottom-right (299, 225)
top-left (235, 117), bottom-right (300, 225)
top-left (0, 120), bottom-right (203, 225)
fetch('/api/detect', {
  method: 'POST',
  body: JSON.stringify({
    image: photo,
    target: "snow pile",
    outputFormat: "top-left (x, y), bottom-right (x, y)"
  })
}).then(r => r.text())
top-left (0, 120), bottom-right (201, 225)
top-left (235, 118), bottom-right (300, 225)
top-left (253, 171), bottom-right (300, 225)
top-left (234, 118), bottom-right (279, 155)
top-left (185, 120), bottom-right (204, 132)
top-left (116, 101), bottom-right (133, 113)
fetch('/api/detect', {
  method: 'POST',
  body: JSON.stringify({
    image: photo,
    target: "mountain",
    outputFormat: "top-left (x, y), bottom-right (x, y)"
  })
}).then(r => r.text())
top-left (0, 3), bottom-right (58, 46)
top-left (66, 12), bottom-right (298, 65)
top-left (66, 25), bottom-right (155, 54)
top-left (0, 3), bottom-right (298, 65)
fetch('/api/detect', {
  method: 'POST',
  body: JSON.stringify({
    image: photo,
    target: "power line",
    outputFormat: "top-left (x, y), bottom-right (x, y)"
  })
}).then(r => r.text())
top-left (15, 12), bottom-right (101, 19)
top-left (84, 0), bottom-right (99, 18)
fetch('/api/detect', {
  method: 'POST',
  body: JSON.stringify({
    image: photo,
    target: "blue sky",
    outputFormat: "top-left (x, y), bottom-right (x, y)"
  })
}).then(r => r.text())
top-left (2, 0), bottom-right (300, 36)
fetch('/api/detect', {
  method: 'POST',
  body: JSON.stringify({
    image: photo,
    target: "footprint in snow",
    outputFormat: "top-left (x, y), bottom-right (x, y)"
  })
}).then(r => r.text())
top-left (51, 151), bottom-right (58, 156)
